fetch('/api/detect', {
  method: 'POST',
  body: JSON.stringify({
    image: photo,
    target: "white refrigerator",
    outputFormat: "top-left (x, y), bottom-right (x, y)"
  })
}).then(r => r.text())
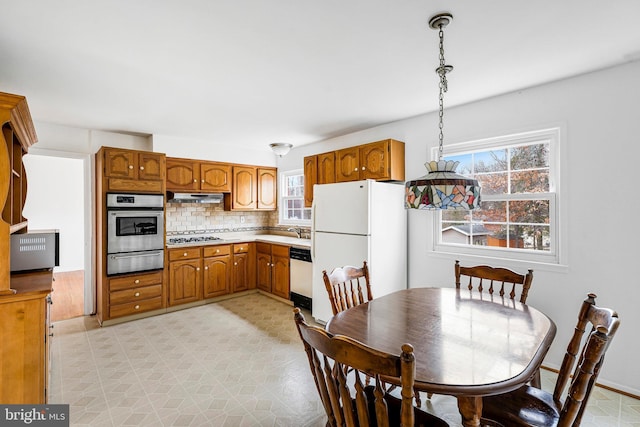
top-left (311, 179), bottom-right (407, 324)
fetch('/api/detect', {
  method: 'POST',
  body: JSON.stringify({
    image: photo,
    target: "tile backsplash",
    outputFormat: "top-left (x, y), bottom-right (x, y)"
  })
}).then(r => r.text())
top-left (165, 203), bottom-right (279, 234)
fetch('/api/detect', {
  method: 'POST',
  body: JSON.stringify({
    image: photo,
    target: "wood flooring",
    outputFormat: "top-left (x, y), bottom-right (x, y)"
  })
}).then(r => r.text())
top-left (51, 270), bottom-right (84, 322)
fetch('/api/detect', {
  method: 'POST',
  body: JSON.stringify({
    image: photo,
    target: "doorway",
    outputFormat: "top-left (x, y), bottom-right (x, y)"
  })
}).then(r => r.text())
top-left (22, 152), bottom-right (92, 321)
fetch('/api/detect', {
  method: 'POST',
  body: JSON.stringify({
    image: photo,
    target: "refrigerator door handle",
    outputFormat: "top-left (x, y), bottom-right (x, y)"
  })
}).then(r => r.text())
top-left (311, 199), bottom-right (316, 261)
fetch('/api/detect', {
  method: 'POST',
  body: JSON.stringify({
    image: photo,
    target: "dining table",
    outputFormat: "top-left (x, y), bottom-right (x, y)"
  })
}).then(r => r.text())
top-left (325, 287), bottom-right (557, 427)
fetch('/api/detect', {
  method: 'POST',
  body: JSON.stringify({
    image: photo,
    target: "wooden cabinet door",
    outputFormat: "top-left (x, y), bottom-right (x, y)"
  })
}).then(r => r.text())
top-left (166, 158), bottom-right (199, 191)
top-left (232, 166), bottom-right (257, 210)
top-left (336, 147), bottom-right (360, 182)
top-left (169, 259), bottom-right (202, 306)
top-left (138, 152), bottom-right (165, 181)
top-left (360, 140), bottom-right (389, 180)
top-left (317, 152), bottom-right (336, 185)
top-left (271, 252), bottom-right (290, 300)
top-left (303, 155), bottom-right (317, 207)
top-left (200, 162), bottom-right (232, 192)
top-left (256, 250), bottom-right (272, 292)
top-left (104, 148), bottom-right (136, 179)
top-left (257, 167), bottom-right (277, 210)
top-left (203, 255), bottom-right (231, 298)
top-left (232, 252), bottom-right (249, 292)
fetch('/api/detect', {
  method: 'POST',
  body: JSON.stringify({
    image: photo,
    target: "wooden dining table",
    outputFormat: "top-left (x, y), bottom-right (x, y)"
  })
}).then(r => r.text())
top-left (325, 287), bottom-right (557, 427)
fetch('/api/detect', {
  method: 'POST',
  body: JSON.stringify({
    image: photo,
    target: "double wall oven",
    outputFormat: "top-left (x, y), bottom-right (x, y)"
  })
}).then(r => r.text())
top-left (106, 193), bottom-right (164, 275)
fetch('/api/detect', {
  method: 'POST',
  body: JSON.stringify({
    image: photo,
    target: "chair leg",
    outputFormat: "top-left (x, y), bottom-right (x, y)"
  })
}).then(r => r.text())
top-left (414, 387), bottom-right (422, 406)
top-left (427, 393), bottom-right (433, 399)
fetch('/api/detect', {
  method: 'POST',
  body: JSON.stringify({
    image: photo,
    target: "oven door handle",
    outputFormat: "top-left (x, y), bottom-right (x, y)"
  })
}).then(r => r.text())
top-left (110, 252), bottom-right (163, 259)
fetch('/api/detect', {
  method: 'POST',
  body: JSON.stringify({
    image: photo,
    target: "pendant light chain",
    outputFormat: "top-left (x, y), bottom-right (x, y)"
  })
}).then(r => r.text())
top-left (437, 25), bottom-right (447, 162)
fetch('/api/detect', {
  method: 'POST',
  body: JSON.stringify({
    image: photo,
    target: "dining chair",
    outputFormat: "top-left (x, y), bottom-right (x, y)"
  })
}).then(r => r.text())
top-left (455, 259), bottom-right (534, 304)
top-left (322, 261), bottom-right (373, 316)
top-left (293, 308), bottom-right (450, 427)
top-left (481, 293), bottom-right (620, 427)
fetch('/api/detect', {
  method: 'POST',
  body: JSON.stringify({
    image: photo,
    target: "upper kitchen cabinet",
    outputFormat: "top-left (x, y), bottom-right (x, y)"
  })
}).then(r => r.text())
top-left (0, 92), bottom-right (37, 294)
top-left (336, 139), bottom-right (405, 182)
top-left (166, 158), bottom-right (232, 193)
top-left (229, 166), bottom-right (277, 211)
top-left (100, 147), bottom-right (166, 193)
top-left (257, 167), bottom-right (277, 210)
top-left (303, 156), bottom-right (317, 208)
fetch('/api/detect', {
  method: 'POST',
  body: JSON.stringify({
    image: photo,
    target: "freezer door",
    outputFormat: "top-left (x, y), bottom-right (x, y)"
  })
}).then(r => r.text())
top-left (311, 232), bottom-right (369, 324)
top-left (312, 180), bottom-right (370, 235)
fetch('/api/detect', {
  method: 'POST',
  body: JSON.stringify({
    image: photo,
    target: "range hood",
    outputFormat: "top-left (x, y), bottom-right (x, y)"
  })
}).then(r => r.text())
top-left (167, 192), bottom-right (224, 204)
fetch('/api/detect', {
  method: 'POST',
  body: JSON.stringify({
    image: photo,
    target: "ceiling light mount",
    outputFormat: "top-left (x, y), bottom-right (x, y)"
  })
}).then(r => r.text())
top-left (269, 142), bottom-right (293, 157)
top-left (428, 12), bottom-right (453, 30)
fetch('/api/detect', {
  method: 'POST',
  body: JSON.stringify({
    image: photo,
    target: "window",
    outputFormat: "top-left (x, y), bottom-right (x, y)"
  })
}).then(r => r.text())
top-left (279, 170), bottom-right (311, 224)
top-left (435, 128), bottom-right (560, 264)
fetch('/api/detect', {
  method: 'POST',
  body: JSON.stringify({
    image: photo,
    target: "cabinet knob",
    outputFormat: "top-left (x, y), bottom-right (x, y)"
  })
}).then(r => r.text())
top-left (183, 252), bottom-right (188, 257)
top-left (362, 166), bottom-right (366, 170)
top-left (193, 179), bottom-right (198, 182)
top-left (196, 267), bottom-right (200, 271)
top-left (216, 249), bottom-right (220, 253)
top-left (354, 167), bottom-right (358, 171)
top-left (201, 179), bottom-right (205, 183)
top-left (234, 262), bottom-right (238, 266)
top-left (204, 266), bottom-right (208, 270)
top-left (134, 292), bottom-right (140, 297)
top-left (129, 165), bottom-right (134, 169)
top-left (134, 305), bottom-right (140, 310)
top-left (140, 166), bottom-right (145, 170)
top-left (134, 279), bottom-right (140, 284)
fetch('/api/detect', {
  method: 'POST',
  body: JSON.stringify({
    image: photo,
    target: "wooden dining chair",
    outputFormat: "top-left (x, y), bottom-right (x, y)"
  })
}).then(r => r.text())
top-left (322, 261), bottom-right (373, 316)
top-left (455, 259), bottom-right (534, 304)
top-left (293, 308), bottom-right (449, 427)
top-left (481, 293), bottom-right (620, 427)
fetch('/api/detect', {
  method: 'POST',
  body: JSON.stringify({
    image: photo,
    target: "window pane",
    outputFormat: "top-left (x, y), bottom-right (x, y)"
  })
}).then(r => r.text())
top-left (474, 201), bottom-right (506, 222)
top-left (510, 144), bottom-right (549, 170)
top-left (509, 200), bottom-right (549, 224)
top-left (511, 170), bottom-right (549, 193)
top-left (475, 149), bottom-right (507, 173)
top-left (447, 153), bottom-right (473, 175)
top-left (477, 172), bottom-right (508, 195)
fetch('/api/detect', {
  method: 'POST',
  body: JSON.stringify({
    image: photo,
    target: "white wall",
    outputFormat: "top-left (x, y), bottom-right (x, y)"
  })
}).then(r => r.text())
top-left (22, 155), bottom-right (84, 272)
top-left (281, 60), bottom-right (640, 395)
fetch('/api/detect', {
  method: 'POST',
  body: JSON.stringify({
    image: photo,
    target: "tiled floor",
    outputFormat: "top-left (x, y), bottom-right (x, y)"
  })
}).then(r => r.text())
top-left (50, 293), bottom-right (640, 426)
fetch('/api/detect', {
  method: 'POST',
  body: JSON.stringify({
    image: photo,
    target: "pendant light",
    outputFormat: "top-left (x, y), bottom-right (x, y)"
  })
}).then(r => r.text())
top-left (405, 13), bottom-right (481, 210)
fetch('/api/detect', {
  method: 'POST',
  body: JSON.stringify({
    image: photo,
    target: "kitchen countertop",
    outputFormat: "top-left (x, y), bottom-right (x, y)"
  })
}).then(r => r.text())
top-left (166, 234), bottom-right (311, 249)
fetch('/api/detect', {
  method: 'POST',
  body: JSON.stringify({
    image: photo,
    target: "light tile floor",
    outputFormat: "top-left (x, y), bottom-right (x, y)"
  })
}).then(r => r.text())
top-left (50, 293), bottom-right (640, 426)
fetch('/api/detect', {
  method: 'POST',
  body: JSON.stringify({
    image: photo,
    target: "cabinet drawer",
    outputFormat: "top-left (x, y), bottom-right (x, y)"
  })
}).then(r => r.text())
top-left (169, 247), bottom-right (201, 261)
top-left (272, 244), bottom-right (289, 258)
top-left (256, 242), bottom-right (271, 254)
top-left (110, 284), bottom-right (162, 305)
top-left (233, 243), bottom-right (250, 254)
top-left (203, 244), bottom-right (231, 257)
top-left (109, 296), bottom-right (163, 318)
top-left (109, 271), bottom-right (163, 291)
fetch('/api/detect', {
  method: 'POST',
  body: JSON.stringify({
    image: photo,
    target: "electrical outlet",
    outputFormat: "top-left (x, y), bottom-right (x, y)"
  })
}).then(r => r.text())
top-left (240, 215), bottom-right (245, 223)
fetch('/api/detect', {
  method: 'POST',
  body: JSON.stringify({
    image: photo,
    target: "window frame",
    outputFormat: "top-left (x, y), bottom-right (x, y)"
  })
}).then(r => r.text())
top-left (432, 128), bottom-right (562, 265)
top-left (278, 169), bottom-right (311, 226)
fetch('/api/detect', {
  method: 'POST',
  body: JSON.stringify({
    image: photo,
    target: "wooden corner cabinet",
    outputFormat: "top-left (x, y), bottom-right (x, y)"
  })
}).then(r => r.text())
top-left (304, 139), bottom-right (404, 207)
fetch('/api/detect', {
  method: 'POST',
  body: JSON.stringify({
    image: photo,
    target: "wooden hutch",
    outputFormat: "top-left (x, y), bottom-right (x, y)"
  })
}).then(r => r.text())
top-left (0, 92), bottom-right (53, 403)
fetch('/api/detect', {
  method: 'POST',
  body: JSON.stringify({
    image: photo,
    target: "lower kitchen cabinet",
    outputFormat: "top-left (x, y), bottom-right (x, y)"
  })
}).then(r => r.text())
top-left (256, 242), bottom-right (290, 299)
top-left (0, 271), bottom-right (53, 404)
top-left (168, 247), bottom-right (202, 306)
top-left (232, 243), bottom-right (255, 292)
top-left (107, 270), bottom-right (164, 318)
top-left (203, 245), bottom-right (231, 298)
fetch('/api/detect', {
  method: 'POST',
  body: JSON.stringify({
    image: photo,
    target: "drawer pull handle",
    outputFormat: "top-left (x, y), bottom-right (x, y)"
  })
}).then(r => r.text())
top-left (183, 252), bottom-right (188, 257)
top-left (134, 305), bottom-right (140, 310)
top-left (134, 279), bottom-right (140, 284)
top-left (216, 249), bottom-right (220, 253)
top-left (234, 262), bottom-right (238, 266)
top-left (134, 292), bottom-right (140, 297)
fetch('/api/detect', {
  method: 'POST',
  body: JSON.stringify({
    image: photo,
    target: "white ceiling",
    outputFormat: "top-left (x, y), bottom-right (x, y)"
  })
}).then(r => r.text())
top-left (2, 1), bottom-right (640, 153)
